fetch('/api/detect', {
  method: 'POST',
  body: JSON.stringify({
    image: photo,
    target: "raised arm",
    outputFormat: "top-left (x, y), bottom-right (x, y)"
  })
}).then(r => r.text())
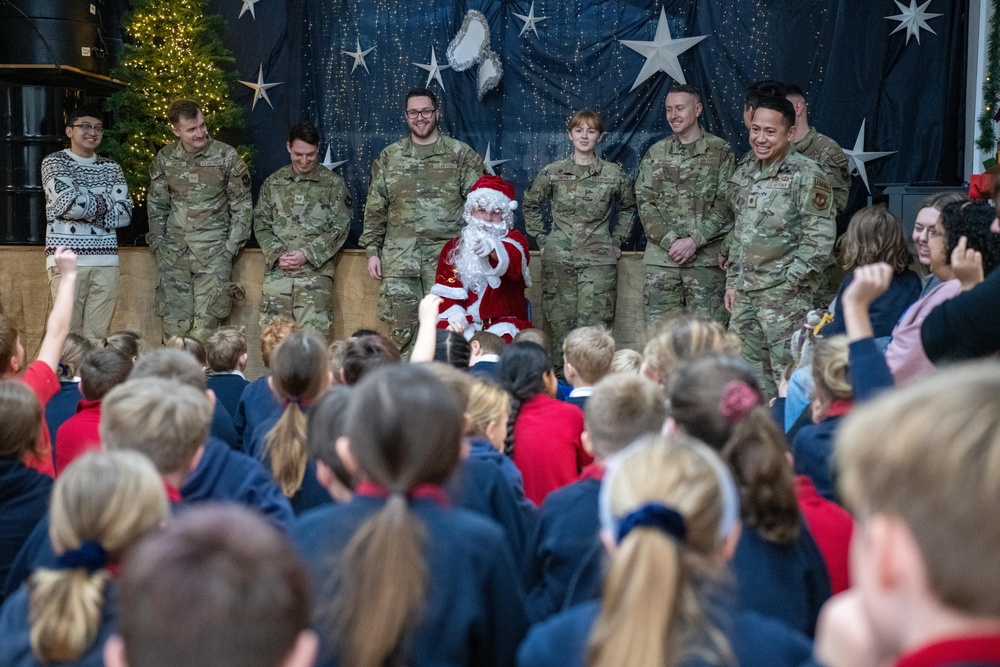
top-left (38, 247), bottom-right (78, 372)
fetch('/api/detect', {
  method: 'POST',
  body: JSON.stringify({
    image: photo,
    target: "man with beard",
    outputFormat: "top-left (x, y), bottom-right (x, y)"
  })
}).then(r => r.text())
top-left (360, 88), bottom-right (485, 355)
top-left (430, 175), bottom-right (532, 341)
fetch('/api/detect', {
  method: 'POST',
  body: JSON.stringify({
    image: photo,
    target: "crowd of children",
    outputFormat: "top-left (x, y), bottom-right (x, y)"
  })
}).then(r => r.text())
top-left (1, 188), bottom-right (1000, 667)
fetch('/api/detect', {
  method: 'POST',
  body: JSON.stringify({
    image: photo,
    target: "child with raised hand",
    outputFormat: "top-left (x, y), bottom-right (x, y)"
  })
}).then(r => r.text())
top-left (248, 331), bottom-right (334, 514)
top-left (0, 450), bottom-right (168, 667)
top-left (292, 364), bottom-right (528, 667)
top-left (814, 362), bottom-right (1000, 667)
top-left (497, 341), bottom-right (589, 504)
top-left (668, 355), bottom-right (831, 636)
top-left (518, 435), bottom-right (812, 667)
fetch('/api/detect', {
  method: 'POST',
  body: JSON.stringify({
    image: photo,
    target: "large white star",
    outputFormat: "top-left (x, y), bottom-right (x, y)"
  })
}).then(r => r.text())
top-left (343, 38), bottom-right (375, 75)
top-left (843, 120), bottom-right (897, 194)
top-left (513, 1), bottom-right (549, 39)
top-left (238, 64), bottom-right (283, 111)
top-left (620, 7), bottom-right (707, 91)
top-left (321, 146), bottom-right (347, 171)
top-left (414, 46), bottom-right (451, 91)
top-left (886, 0), bottom-right (941, 45)
top-left (483, 143), bottom-right (510, 176)
top-left (238, 0), bottom-right (260, 19)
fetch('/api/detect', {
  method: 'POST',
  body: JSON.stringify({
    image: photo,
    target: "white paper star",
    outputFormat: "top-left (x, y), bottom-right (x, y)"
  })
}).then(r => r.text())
top-left (843, 120), bottom-right (897, 194)
top-left (238, 64), bottom-right (283, 111)
top-left (483, 143), bottom-right (511, 176)
top-left (321, 146), bottom-right (347, 171)
top-left (620, 7), bottom-right (707, 91)
top-left (343, 38), bottom-right (375, 75)
top-left (513, 2), bottom-right (549, 39)
top-left (238, 0), bottom-right (260, 19)
top-left (414, 46), bottom-right (451, 91)
top-left (886, 0), bottom-right (941, 44)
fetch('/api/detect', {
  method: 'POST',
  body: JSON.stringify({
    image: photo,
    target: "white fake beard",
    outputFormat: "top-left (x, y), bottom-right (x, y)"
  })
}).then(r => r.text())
top-left (448, 216), bottom-right (507, 295)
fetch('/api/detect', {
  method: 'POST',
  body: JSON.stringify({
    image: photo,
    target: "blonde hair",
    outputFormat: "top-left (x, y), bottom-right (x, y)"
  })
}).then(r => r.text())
top-left (837, 205), bottom-right (912, 273)
top-left (204, 325), bottom-right (247, 373)
top-left (101, 330), bottom-right (145, 360)
top-left (836, 362), bottom-right (1000, 616)
top-left (811, 336), bottom-right (851, 404)
top-left (58, 334), bottom-right (92, 380)
top-left (610, 349), bottom-right (642, 375)
top-left (264, 332), bottom-right (330, 497)
top-left (588, 435), bottom-right (731, 667)
top-left (563, 327), bottom-right (615, 385)
top-left (585, 374), bottom-right (667, 458)
top-left (643, 316), bottom-right (741, 384)
top-left (467, 379), bottom-right (509, 438)
top-left (28, 451), bottom-right (168, 663)
top-left (165, 335), bottom-right (207, 367)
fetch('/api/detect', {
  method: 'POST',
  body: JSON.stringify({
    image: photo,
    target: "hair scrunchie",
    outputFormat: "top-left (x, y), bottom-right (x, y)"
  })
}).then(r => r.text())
top-left (55, 541), bottom-right (107, 572)
top-left (615, 503), bottom-right (687, 543)
top-left (719, 380), bottom-right (759, 423)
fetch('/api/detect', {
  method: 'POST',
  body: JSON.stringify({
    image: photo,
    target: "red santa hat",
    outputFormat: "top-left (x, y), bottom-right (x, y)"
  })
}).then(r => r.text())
top-left (467, 174), bottom-right (518, 211)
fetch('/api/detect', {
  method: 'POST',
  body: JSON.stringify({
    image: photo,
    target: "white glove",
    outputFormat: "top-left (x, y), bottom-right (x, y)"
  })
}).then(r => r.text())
top-left (471, 239), bottom-right (491, 257)
top-left (447, 311), bottom-right (469, 331)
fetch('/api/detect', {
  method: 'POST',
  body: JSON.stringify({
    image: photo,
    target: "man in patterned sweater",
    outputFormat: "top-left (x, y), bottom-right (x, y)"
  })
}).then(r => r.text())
top-left (41, 107), bottom-right (132, 342)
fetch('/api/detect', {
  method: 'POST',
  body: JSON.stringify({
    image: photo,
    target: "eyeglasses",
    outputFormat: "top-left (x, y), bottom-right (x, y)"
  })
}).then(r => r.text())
top-left (70, 123), bottom-right (104, 135)
top-left (405, 108), bottom-right (436, 119)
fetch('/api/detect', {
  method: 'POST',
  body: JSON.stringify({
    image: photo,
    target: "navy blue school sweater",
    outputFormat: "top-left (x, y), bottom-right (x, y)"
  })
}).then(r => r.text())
top-left (43, 381), bottom-right (81, 445)
top-left (211, 401), bottom-right (240, 449)
top-left (448, 455), bottom-right (532, 564)
top-left (0, 460), bottom-right (52, 602)
top-left (469, 359), bottom-right (500, 381)
top-left (516, 597), bottom-right (813, 667)
top-left (730, 521), bottom-right (831, 638)
top-left (292, 494), bottom-right (529, 667)
top-left (523, 469), bottom-right (604, 623)
top-left (0, 578), bottom-right (118, 667)
top-left (234, 375), bottom-right (282, 451)
top-left (792, 416), bottom-right (845, 503)
top-left (206, 372), bottom-right (249, 419)
top-left (467, 438), bottom-right (536, 520)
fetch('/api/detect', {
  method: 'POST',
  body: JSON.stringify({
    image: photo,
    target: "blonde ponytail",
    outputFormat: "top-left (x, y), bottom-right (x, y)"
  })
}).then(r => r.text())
top-left (29, 568), bottom-right (108, 662)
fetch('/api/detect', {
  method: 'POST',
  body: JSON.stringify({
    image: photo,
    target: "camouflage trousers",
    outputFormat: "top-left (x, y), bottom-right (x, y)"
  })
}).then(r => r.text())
top-left (260, 271), bottom-right (333, 339)
top-left (643, 265), bottom-right (728, 331)
top-left (155, 250), bottom-right (241, 343)
top-left (377, 262), bottom-right (437, 358)
top-left (541, 260), bottom-right (617, 374)
top-left (729, 282), bottom-right (812, 398)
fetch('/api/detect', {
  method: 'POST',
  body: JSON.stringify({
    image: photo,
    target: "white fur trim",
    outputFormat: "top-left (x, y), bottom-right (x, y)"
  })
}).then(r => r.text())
top-left (438, 304), bottom-right (468, 324)
top-left (509, 200), bottom-right (518, 210)
top-left (430, 284), bottom-right (468, 300)
top-left (502, 237), bottom-right (532, 287)
top-left (486, 321), bottom-right (521, 339)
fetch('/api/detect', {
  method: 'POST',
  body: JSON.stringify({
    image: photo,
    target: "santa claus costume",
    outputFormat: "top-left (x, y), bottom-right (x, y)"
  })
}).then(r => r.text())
top-left (431, 175), bottom-right (533, 341)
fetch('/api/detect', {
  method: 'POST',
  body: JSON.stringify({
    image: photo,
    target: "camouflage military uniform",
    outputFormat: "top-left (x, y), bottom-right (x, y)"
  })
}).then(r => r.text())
top-left (147, 137), bottom-right (252, 341)
top-left (360, 135), bottom-right (484, 354)
top-left (635, 131), bottom-right (735, 329)
top-left (523, 157), bottom-right (635, 371)
top-left (794, 127), bottom-right (850, 215)
top-left (254, 164), bottom-right (352, 338)
top-left (725, 150), bottom-right (836, 397)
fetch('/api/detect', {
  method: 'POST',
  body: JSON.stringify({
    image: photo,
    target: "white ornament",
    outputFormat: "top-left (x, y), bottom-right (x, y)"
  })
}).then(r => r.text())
top-left (238, 0), bottom-right (260, 20)
top-left (843, 119), bottom-right (897, 194)
top-left (448, 10), bottom-right (491, 71)
top-left (483, 143), bottom-right (511, 176)
top-left (620, 7), bottom-right (707, 90)
top-left (238, 64), bottom-right (283, 111)
top-left (343, 38), bottom-right (374, 75)
top-left (513, 1), bottom-right (549, 39)
top-left (477, 50), bottom-right (503, 99)
top-left (414, 46), bottom-right (451, 90)
top-left (886, 0), bottom-right (941, 45)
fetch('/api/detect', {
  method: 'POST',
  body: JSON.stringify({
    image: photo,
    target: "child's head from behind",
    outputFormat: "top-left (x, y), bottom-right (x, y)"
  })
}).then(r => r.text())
top-left (0, 314), bottom-right (24, 377)
top-left (58, 334), bottom-right (92, 381)
top-left (260, 318), bottom-right (299, 369)
top-left (467, 379), bottom-right (509, 450)
top-left (496, 341), bottom-right (555, 401)
top-left (838, 205), bottom-right (912, 273)
top-left (563, 327), bottom-right (615, 387)
top-left (938, 199), bottom-right (1000, 278)
top-left (340, 334), bottom-right (400, 385)
top-left (79, 348), bottom-right (133, 401)
top-left (102, 331), bottom-right (145, 361)
top-left (642, 316), bottom-right (741, 386)
top-left (0, 380), bottom-right (42, 461)
top-left (810, 335), bottom-right (851, 423)
top-left (205, 326), bottom-right (248, 373)
top-left (585, 374), bottom-right (666, 460)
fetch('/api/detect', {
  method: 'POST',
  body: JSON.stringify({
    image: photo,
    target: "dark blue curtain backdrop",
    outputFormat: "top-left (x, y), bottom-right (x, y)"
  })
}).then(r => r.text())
top-left (207, 0), bottom-right (968, 248)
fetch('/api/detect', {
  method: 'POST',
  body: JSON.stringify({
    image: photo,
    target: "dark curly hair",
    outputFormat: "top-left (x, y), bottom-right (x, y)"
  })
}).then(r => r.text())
top-left (940, 200), bottom-right (1000, 276)
top-left (495, 342), bottom-right (553, 456)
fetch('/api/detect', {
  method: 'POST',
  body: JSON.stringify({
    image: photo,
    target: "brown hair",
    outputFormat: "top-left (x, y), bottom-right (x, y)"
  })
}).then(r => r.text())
top-left (568, 109), bottom-right (605, 134)
top-left (327, 339), bottom-right (348, 384)
top-left (306, 386), bottom-right (354, 489)
top-left (587, 435), bottom-right (730, 667)
top-left (811, 335), bottom-right (851, 404)
top-left (29, 451), bottom-right (167, 663)
top-left (585, 374), bottom-right (667, 459)
top-left (166, 335), bottom-right (207, 367)
top-left (263, 333), bottom-right (330, 497)
top-left (119, 504), bottom-right (310, 667)
top-left (918, 191), bottom-right (966, 214)
top-left (837, 362), bottom-right (1000, 615)
top-left (0, 314), bottom-right (20, 376)
top-left (130, 348), bottom-right (207, 391)
top-left (643, 316), bottom-right (742, 385)
top-left (512, 327), bottom-right (548, 348)
top-left (79, 348), bottom-right (133, 401)
top-left (668, 355), bottom-right (800, 544)
top-left (340, 334), bottom-right (400, 385)
top-left (58, 334), bottom-right (92, 381)
top-left (260, 318), bottom-right (299, 368)
top-left (0, 380), bottom-right (42, 459)
top-left (327, 365), bottom-right (462, 667)
top-left (101, 331), bottom-right (145, 360)
top-left (563, 327), bottom-right (616, 385)
top-left (205, 325), bottom-right (247, 373)
top-left (167, 99), bottom-right (202, 125)
top-left (423, 361), bottom-right (474, 412)
top-left (470, 330), bottom-right (505, 356)
top-left (837, 205), bottom-right (913, 273)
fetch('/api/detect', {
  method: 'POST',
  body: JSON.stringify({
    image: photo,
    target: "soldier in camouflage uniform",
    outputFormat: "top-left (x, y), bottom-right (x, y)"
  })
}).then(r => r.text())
top-left (148, 99), bottom-right (252, 342)
top-left (359, 88), bottom-right (484, 355)
top-left (724, 96), bottom-right (836, 397)
top-left (522, 109), bottom-right (635, 373)
top-left (785, 84), bottom-right (850, 216)
top-left (254, 122), bottom-right (352, 338)
top-left (635, 85), bottom-right (736, 330)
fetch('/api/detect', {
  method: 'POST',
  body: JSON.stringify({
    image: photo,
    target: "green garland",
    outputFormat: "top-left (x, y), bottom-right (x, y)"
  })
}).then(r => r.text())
top-left (976, 0), bottom-right (1000, 154)
top-left (101, 0), bottom-right (253, 202)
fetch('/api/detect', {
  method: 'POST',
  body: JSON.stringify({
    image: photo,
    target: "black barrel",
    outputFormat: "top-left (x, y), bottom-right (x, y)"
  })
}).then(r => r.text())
top-left (0, 85), bottom-right (83, 245)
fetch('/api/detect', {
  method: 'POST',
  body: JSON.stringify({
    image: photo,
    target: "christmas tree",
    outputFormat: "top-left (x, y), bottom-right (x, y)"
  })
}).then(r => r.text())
top-left (102, 0), bottom-right (251, 202)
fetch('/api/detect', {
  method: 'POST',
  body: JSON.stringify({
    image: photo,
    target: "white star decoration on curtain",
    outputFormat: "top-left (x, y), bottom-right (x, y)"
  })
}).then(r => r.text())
top-left (843, 120), bottom-right (897, 194)
top-left (322, 146), bottom-right (347, 171)
top-left (239, 65), bottom-right (283, 110)
top-left (483, 143), bottom-right (511, 175)
top-left (513, 2), bottom-right (549, 38)
top-left (414, 46), bottom-right (450, 90)
top-left (238, 0), bottom-right (260, 20)
top-left (343, 38), bottom-right (375, 74)
top-left (620, 7), bottom-right (707, 90)
top-left (886, 0), bottom-right (941, 45)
